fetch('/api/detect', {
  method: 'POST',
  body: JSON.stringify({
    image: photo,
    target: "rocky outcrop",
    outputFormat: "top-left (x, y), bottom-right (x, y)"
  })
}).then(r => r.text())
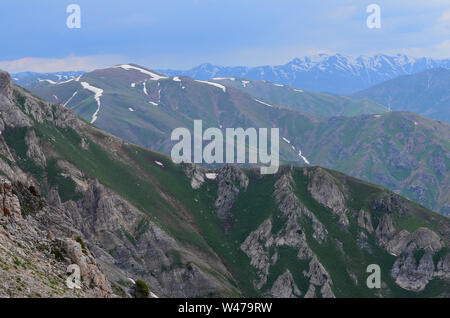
top-left (386, 228), bottom-right (443, 257)
top-left (214, 164), bottom-right (249, 230)
top-left (49, 179), bottom-right (237, 298)
top-left (303, 256), bottom-right (335, 298)
top-left (0, 70), bottom-right (13, 100)
top-left (356, 207), bottom-right (448, 292)
top-left (391, 249), bottom-right (435, 292)
top-left (1, 70), bottom-right (79, 131)
top-left (241, 219), bottom-right (277, 289)
top-left (388, 227), bottom-right (446, 292)
top-left (305, 167), bottom-right (348, 226)
top-left (375, 214), bottom-right (397, 246)
top-left (0, 180), bottom-right (114, 297)
top-left (0, 72), bottom-right (31, 130)
top-left (11, 181), bottom-right (45, 216)
top-left (1, 179), bottom-right (21, 218)
top-left (0, 172), bottom-right (236, 298)
top-left (370, 193), bottom-right (407, 215)
top-left (25, 129), bottom-right (46, 166)
top-left (59, 237), bottom-right (113, 296)
top-left (358, 210), bottom-right (374, 234)
top-left (241, 170), bottom-right (334, 297)
top-left (0, 71), bottom-right (26, 129)
top-left (274, 172), bottom-right (327, 243)
top-left (435, 254), bottom-right (450, 281)
top-left (267, 270), bottom-right (302, 298)
top-left (184, 164), bottom-right (207, 189)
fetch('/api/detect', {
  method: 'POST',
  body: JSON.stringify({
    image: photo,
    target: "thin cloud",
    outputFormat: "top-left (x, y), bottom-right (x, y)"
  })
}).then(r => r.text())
top-left (0, 55), bottom-right (124, 73)
top-left (328, 5), bottom-right (358, 20)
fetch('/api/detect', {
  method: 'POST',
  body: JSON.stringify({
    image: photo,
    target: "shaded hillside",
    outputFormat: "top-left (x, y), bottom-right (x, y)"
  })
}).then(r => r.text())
top-left (211, 77), bottom-right (386, 117)
top-left (352, 68), bottom-right (450, 123)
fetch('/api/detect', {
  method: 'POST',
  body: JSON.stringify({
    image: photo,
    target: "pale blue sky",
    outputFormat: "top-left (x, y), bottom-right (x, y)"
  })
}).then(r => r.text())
top-left (0, 0), bottom-right (449, 72)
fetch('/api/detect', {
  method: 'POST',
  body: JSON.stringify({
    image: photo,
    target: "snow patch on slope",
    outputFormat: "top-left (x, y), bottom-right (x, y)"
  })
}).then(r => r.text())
top-left (114, 64), bottom-right (168, 81)
top-left (213, 77), bottom-right (235, 81)
top-left (254, 98), bottom-right (273, 108)
top-left (143, 82), bottom-right (149, 95)
top-left (298, 149), bottom-right (310, 165)
top-left (80, 82), bottom-right (103, 124)
top-left (39, 78), bottom-right (77, 85)
top-left (38, 79), bottom-right (58, 85)
top-left (205, 173), bottom-right (217, 180)
top-left (63, 91), bottom-right (78, 107)
top-left (194, 80), bottom-right (226, 92)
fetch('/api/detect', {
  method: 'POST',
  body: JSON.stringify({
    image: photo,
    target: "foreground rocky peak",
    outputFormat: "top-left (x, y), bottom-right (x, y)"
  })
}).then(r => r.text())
top-left (0, 70), bottom-right (13, 99)
top-left (0, 178), bottom-right (113, 297)
top-left (0, 69), bottom-right (79, 133)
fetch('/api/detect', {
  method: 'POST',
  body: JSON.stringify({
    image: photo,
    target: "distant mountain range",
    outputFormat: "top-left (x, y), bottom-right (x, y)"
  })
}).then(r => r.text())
top-left (11, 53), bottom-right (450, 96)
top-left (25, 64), bottom-right (450, 215)
top-left (352, 68), bottom-right (450, 123)
top-left (158, 54), bottom-right (450, 94)
top-left (12, 71), bottom-right (85, 87)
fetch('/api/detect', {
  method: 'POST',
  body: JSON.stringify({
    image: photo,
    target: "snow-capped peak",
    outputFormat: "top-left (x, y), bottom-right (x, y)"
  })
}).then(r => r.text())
top-left (113, 64), bottom-right (168, 81)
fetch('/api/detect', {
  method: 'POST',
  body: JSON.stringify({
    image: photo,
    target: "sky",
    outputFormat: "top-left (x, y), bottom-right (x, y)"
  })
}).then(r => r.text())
top-left (0, 0), bottom-right (449, 72)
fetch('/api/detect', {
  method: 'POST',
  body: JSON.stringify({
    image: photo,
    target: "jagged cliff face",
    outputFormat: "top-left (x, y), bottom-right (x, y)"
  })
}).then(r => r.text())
top-left (0, 69), bottom-right (449, 298)
top-left (0, 179), bottom-right (113, 297)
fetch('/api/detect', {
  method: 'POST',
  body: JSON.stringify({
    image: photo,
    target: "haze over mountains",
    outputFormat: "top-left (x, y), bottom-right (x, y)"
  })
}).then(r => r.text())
top-left (12, 71), bottom-right (84, 87)
top-left (158, 54), bottom-right (450, 94)
top-left (353, 68), bottom-right (450, 123)
top-left (24, 64), bottom-right (450, 216)
top-left (13, 53), bottom-right (449, 124)
top-left (0, 69), bottom-right (449, 298)
top-left (210, 77), bottom-right (387, 117)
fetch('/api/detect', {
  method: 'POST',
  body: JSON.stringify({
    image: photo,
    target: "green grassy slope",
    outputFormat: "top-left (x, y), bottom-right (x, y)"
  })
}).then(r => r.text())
top-left (211, 78), bottom-right (387, 117)
top-left (352, 68), bottom-right (450, 123)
